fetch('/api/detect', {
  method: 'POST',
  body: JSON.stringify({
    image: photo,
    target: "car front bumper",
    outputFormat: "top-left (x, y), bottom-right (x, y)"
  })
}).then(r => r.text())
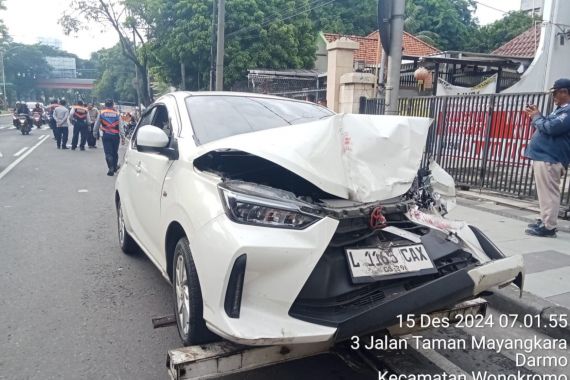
top-left (334, 255), bottom-right (523, 342)
top-left (193, 214), bottom-right (524, 346)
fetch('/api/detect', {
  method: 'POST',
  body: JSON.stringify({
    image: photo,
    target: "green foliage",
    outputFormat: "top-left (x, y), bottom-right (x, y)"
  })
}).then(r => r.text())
top-left (142, 0), bottom-right (318, 90)
top-left (311, 0), bottom-right (377, 36)
top-left (467, 11), bottom-right (538, 53)
top-left (404, 0), bottom-right (478, 50)
top-left (92, 45), bottom-right (137, 103)
top-left (3, 44), bottom-right (52, 101)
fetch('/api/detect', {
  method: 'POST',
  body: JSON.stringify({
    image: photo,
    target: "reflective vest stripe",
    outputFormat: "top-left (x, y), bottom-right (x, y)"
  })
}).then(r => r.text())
top-left (100, 108), bottom-right (120, 134)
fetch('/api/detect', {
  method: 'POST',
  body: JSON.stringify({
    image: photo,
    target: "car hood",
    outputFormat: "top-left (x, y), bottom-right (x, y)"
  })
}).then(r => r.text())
top-left (194, 114), bottom-right (432, 202)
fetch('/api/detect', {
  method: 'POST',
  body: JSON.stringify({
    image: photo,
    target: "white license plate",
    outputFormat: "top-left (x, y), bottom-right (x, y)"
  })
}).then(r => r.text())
top-left (346, 244), bottom-right (435, 279)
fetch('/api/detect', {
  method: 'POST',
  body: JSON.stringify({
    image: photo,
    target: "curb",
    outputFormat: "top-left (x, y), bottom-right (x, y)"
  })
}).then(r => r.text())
top-left (456, 192), bottom-right (570, 233)
top-left (486, 285), bottom-right (570, 341)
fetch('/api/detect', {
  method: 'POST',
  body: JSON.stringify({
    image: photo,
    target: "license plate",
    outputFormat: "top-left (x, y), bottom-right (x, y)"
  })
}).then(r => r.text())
top-left (346, 244), bottom-right (435, 280)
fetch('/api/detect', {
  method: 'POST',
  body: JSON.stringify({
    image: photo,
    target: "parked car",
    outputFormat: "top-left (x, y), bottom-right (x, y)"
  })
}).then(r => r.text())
top-left (115, 92), bottom-right (524, 347)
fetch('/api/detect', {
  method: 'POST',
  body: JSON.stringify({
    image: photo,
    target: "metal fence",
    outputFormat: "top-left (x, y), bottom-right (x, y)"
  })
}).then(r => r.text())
top-left (267, 88), bottom-right (327, 103)
top-left (360, 92), bottom-right (570, 208)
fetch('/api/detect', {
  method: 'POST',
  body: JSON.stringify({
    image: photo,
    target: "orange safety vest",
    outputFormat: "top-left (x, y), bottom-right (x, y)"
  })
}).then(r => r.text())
top-left (99, 108), bottom-right (120, 134)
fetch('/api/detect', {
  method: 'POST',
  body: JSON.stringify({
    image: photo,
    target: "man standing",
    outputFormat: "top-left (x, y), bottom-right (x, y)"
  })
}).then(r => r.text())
top-left (524, 78), bottom-right (570, 237)
top-left (54, 99), bottom-right (71, 149)
top-left (46, 99), bottom-right (59, 139)
top-left (87, 103), bottom-right (99, 148)
top-left (94, 99), bottom-right (125, 176)
top-left (69, 100), bottom-right (91, 151)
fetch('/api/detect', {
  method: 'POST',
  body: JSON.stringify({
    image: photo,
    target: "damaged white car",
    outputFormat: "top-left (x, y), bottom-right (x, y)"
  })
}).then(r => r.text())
top-left (115, 92), bottom-right (524, 346)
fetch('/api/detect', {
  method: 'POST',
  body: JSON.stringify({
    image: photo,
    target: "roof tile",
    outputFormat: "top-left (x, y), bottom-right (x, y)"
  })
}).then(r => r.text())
top-left (491, 25), bottom-right (541, 58)
top-left (323, 31), bottom-right (440, 65)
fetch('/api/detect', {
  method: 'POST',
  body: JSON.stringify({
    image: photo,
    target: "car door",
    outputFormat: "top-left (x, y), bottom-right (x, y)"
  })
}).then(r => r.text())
top-left (127, 102), bottom-right (178, 269)
top-left (121, 107), bottom-right (155, 245)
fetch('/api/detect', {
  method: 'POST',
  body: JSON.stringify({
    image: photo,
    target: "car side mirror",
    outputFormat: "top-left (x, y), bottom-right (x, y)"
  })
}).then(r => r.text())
top-left (136, 125), bottom-right (179, 160)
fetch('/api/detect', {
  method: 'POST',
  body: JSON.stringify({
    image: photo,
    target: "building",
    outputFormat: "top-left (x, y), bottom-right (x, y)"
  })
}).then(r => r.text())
top-left (521, 0), bottom-right (544, 16)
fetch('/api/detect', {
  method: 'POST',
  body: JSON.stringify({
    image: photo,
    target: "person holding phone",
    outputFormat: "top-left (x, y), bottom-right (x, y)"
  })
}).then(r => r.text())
top-left (524, 78), bottom-right (570, 237)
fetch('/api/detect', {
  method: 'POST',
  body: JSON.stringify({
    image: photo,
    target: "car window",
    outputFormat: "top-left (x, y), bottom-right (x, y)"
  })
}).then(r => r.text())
top-left (185, 95), bottom-right (333, 144)
top-left (131, 107), bottom-right (156, 149)
top-left (151, 105), bottom-right (172, 137)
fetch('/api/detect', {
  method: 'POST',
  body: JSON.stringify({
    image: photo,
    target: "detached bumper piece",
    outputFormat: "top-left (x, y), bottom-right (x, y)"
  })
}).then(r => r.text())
top-left (292, 254), bottom-right (523, 343)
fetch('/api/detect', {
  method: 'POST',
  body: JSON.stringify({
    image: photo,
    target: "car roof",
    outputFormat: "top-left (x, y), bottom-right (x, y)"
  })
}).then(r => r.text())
top-left (165, 91), bottom-right (318, 105)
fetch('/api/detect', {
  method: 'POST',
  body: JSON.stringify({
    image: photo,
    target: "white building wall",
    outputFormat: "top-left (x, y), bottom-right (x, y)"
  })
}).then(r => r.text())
top-left (503, 0), bottom-right (570, 93)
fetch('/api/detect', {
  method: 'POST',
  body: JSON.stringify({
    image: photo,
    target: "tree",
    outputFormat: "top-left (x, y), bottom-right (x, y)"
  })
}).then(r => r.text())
top-left (59, 0), bottom-right (153, 105)
top-left (0, 0), bottom-right (8, 44)
top-left (2, 44), bottom-right (52, 102)
top-left (311, 0), bottom-right (377, 35)
top-left (404, 0), bottom-right (478, 50)
top-left (140, 0), bottom-right (318, 90)
top-left (91, 45), bottom-right (137, 103)
top-left (466, 11), bottom-right (538, 53)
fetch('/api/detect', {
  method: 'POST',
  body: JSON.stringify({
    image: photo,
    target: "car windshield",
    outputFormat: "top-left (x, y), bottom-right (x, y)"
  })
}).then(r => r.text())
top-left (185, 95), bottom-right (334, 144)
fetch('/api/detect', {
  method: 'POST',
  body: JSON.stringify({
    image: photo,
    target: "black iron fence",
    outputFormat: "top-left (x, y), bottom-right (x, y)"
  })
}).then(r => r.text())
top-left (268, 88), bottom-right (327, 104)
top-left (360, 92), bottom-right (570, 208)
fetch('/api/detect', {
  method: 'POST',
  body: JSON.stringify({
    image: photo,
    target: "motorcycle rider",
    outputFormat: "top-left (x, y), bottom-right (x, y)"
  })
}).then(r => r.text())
top-left (69, 100), bottom-right (91, 151)
top-left (32, 103), bottom-right (44, 128)
top-left (15, 102), bottom-right (33, 131)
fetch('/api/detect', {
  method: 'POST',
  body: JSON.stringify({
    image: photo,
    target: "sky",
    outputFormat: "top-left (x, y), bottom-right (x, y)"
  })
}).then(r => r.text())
top-left (474, 0), bottom-right (523, 25)
top-left (0, 0), bottom-right (119, 59)
top-left (0, 0), bottom-right (523, 60)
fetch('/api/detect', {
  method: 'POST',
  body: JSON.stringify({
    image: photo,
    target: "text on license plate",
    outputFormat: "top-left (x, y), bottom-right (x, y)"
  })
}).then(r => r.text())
top-left (346, 244), bottom-right (434, 279)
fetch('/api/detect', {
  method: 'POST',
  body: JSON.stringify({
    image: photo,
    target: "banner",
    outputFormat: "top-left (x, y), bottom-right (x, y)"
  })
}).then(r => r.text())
top-left (436, 74), bottom-right (498, 96)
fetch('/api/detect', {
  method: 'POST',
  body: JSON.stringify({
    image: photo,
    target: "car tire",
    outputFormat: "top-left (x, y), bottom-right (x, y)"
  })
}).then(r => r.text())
top-left (117, 200), bottom-right (138, 255)
top-left (172, 237), bottom-right (217, 346)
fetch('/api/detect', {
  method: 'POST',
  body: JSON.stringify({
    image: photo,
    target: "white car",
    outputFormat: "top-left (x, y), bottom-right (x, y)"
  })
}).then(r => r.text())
top-left (115, 92), bottom-right (524, 346)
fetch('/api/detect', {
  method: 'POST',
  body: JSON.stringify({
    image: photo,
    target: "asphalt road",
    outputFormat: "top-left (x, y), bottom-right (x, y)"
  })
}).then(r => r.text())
top-left (0, 121), bottom-right (568, 379)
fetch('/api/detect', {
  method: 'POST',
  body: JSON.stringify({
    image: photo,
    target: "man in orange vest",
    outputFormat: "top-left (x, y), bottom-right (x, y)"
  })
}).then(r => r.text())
top-left (94, 99), bottom-right (125, 176)
top-left (69, 100), bottom-right (92, 151)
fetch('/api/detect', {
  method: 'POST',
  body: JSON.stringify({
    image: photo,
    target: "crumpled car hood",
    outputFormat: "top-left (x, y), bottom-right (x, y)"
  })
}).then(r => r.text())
top-left (194, 114), bottom-right (432, 202)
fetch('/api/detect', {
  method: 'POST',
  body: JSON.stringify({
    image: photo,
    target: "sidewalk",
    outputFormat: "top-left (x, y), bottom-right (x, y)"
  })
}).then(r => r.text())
top-left (448, 195), bottom-right (570, 309)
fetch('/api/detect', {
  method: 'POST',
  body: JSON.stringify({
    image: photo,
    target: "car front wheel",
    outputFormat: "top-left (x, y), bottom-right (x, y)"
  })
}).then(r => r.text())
top-left (117, 200), bottom-right (138, 254)
top-left (172, 236), bottom-right (217, 346)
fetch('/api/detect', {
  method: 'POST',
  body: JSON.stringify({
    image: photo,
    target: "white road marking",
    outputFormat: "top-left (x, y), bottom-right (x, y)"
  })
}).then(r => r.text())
top-left (78, 189), bottom-right (88, 193)
top-left (0, 151), bottom-right (3, 157)
top-left (0, 135), bottom-right (50, 182)
top-left (14, 147), bottom-right (29, 157)
top-left (38, 136), bottom-right (44, 140)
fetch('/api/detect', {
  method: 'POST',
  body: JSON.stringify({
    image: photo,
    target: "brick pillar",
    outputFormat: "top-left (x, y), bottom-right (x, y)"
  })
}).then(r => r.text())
top-left (326, 38), bottom-right (359, 112)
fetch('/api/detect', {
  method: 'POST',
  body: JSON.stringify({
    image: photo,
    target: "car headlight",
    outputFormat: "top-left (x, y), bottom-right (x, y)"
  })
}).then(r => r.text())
top-left (218, 181), bottom-right (322, 229)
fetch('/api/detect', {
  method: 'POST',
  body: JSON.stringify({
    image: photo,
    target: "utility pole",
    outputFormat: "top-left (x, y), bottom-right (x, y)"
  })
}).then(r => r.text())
top-left (384, 0), bottom-right (405, 115)
top-left (209, 0), bottom-right (217, 90)
top-left (215, 0), bottom-right (225, 91)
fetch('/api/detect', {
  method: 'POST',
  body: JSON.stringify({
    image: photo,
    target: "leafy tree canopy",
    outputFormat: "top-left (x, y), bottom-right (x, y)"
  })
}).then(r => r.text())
top-left (311, 0), bottom-right (377, 36)
top-left (404, 0), bottom-right (478, 50)
top-left (140, 0), bottom-right (318, 90)
top-left (91, 44), bottom-right (137, 103)
top-left (467, 11), bottom-right (538, 53)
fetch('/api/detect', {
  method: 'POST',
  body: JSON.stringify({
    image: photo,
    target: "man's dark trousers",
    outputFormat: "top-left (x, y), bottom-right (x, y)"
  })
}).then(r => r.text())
top-left (71, 122), bottom-right (88, 149)
top-left (102, 133), bottom-right (120, 170)
top-left (55, 127), bottom-right (69, 148)
top-left (87, 123), bottom-right (97, 147)
top-left (49, 118), bottom-right (56, 139)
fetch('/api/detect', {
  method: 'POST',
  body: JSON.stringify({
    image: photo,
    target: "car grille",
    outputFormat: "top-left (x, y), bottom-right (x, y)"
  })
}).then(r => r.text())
top-left (289, 214), bottom-right (478, 327)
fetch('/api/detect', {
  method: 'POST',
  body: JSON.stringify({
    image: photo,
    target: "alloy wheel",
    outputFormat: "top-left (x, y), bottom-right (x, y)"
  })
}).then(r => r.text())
top-left (175, 254), bottom-right (190, 336)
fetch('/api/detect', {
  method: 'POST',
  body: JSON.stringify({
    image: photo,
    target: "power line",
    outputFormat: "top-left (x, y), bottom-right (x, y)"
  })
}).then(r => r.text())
top-left (226, 0), bottom-right (333, 39)
top-left (473, 1), bottom-right (509, 15)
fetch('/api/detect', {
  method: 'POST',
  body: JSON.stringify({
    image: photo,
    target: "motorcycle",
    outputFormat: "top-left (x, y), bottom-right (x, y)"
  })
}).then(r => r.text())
top-left (17, 114), bottom-right (31, 135)
top-left (12, 114), bottom-right (19, 129)
top-left (32, 112), bottom-right (42, 128)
